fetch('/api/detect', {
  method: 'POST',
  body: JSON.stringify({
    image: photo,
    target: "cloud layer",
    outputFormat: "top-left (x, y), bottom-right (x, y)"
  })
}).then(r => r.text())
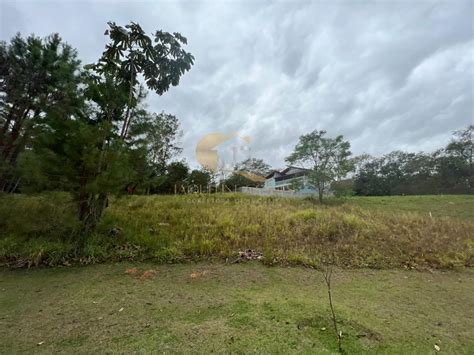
top-left (1, 0), bottom-right (473, 168)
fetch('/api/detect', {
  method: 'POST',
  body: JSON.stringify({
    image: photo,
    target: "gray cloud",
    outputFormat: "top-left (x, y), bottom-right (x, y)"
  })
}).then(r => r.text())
top-left (1, 0), bottom-right (473, 168)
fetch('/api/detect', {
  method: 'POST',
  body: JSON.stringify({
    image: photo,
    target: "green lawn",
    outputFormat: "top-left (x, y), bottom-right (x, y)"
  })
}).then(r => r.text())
top-left (1, 194), bottom-right (473, 353)
top-left (1, 262), bottom-right (473, 353)
top-left (348, 195), bottom-right (474, 220)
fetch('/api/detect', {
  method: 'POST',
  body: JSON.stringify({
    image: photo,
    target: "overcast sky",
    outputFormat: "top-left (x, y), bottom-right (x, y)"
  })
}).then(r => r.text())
top-left (1, 0), bottom-right (473, 169)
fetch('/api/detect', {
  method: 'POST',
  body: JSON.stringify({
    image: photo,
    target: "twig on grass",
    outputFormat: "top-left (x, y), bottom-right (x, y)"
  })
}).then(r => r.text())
top-left (323, 264), bottom-right (343, 353)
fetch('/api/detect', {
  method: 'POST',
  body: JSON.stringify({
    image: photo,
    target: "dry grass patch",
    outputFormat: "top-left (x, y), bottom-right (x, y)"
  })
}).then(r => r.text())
top-left (1, 193), bottom-right (473, 269)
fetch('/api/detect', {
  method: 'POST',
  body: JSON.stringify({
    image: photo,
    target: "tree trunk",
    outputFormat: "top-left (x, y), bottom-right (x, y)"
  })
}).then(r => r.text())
top-left (77, 189), bottom-right (109, 250)
top-left (120, 61), bottom-right (135, 139)
top-left (2, 107), bottom-right (30, 160)
top-left (0, 109), bottom-right (37, 192)
top-left (318, 181), bottom-right (323, 203)
top-left (0, 103), bottom-right (18, 147)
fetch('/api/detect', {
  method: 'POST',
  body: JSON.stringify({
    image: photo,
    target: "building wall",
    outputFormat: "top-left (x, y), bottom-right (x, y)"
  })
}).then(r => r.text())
top-left (264, 177), bottom-right (276, 189)
top-left (273, 175), bottom-right (316, 192)
top-left (241, 186), bottom-right (317, 198)
top-left (263, 173), bottom-right (335, 196)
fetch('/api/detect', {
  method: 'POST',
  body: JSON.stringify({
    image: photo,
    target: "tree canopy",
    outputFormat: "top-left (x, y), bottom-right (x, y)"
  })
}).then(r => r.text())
top-left (286, 130), bottom-right (353, 202)
top-left (353, 126), bottom-right (473, 196)
top-left (0, 22), bottom-right (194, 236)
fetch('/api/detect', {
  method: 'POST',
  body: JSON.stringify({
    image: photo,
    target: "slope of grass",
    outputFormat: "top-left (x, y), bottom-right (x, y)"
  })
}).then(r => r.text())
top-left (0, 193), bottom-right (473, 269)
top-left (1, 262), bottom-right (473, 353)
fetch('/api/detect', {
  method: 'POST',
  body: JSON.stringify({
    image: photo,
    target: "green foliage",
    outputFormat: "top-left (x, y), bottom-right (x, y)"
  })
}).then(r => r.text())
top-left (224, 172), bottom-right (258, 189)
top-left (223, 158), bottom-right (272, 189)
top-left (91, 21), bottom-right (194, 95)
top-left (2, 22), bottom-right (194, 233)
top-left (188, 169), bottom-right (212, 188)
top-left (235, 158), bottom-right (271, 178)
top-left (354, 126), bottom-right (474, 196)
top-left (331, 179), bottom-right (355, 197)
top-left (286, 130), bottom-right (353, 202)
top-left (127, 111), bottom-right (183, 193)
top-left (0, 33), bottom-right (82, 192)
top-left (153, 161), bottom-right (189, 194)
top-left (89, 21), bottom-right (194, 139)
top-left (288, 177), bottom-right (304, 191)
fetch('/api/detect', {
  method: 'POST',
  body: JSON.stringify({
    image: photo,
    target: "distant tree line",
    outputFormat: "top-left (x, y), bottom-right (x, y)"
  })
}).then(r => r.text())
top-left (353, 125), bottom-right (473, 196)
top-left (225, 126), bottom-right (473, 200)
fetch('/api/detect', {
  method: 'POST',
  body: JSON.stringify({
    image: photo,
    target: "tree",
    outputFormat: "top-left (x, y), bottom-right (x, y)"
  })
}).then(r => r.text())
top-left (286, 130), bottom-right (353, 202)
top-left (353, 126), bottom-right (473, 196)
top-left (224, 172), bottom-right (257, 189)
top-left (447, 125), bottom-right (473, 168)
top-left (188, 169), bottom-right (212, 189)
top-left (227, 158), bottom-right (271, 188)
top-left (445, 125), bottom-right (473, 189)
top-left (127, 110), bottom-right (183, 193)
top-left (0, 33), bottom-right (82, 192)
top-left (70, 22), bottom-right (193, 229)
top-left (235, 158), bottom-right (271, 177)
top-left (22, 75), bottom-right (134, 233)
top-left (15, 22), bottom-right (194, 236)
top-left (88, 21), bottom-right (194, 140)
top-left (154, 161), bottom-right (189, 193)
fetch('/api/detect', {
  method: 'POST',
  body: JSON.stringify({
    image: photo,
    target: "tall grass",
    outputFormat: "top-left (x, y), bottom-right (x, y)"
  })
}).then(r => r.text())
top-left (1, 193), bottom-right (473, 268)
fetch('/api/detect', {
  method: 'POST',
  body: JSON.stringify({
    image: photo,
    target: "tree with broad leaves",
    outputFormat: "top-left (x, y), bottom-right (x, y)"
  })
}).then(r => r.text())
top-left (286, 130), bottom-right (353, 202)
top-left (87, 21), bottom-right (194, 139)
top-left (69, 21), bottom-right (194, 230)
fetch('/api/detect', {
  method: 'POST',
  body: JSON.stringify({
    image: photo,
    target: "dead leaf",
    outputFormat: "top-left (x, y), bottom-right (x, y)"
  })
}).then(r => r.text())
top-left (190, 270), bottom-right (209, 279)
top-left (125, 268), bottom-right (139, 276)
top-left (140, 270), bottom-right (157, 280)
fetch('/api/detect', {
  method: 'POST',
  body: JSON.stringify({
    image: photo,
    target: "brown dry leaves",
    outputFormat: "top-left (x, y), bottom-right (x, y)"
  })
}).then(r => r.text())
top-left (190, 270), bottom-right (209, 279)
top-left (125, 268), bottom-right (157, 280)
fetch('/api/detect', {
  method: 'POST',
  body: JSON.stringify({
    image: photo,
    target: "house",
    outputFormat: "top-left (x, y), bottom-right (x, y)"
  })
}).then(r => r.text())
top-left (264, 166), bottom-right (316, 193)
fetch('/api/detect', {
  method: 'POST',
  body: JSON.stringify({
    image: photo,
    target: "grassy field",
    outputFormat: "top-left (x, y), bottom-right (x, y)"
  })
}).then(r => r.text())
top-left (1, 262), bottom-right (473, 353)
top-left (348, 195), bottom-right (474, 220)
top-left (1, 194), bottom-right (473, 353)
top-left (1, 193), bottom-right (473, 269)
